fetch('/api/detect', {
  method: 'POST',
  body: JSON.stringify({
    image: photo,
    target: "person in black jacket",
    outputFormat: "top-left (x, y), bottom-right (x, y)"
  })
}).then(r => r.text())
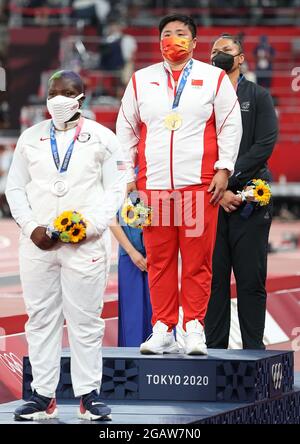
top-left (205, 34), bottom-right (278, 350)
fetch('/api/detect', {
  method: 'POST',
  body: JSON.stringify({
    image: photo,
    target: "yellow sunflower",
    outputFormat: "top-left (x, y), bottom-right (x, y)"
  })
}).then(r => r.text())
top-left (54, 211), bottom-right (73, 232)
top-left (253, 180), bottom-right (271, 206)
top-left (121, 203), bottom-right (138, 225)
top-left (68, 223), bottom-right (86, 243)
top-left (144, 212), bottom-right (152, 227)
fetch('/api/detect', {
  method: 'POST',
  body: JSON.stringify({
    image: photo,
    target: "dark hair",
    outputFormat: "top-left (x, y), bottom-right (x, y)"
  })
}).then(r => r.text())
top-left (159, 14), bottom-right (197, 39)
top-left (48, 70), bottom-right (84, 93)
top-left (216, 33), bottom-right (243, 53)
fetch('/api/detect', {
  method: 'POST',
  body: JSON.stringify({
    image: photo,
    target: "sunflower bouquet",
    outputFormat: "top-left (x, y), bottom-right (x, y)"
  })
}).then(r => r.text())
top-left (237, 179), bottom-right (271, 206)
top-left (47, 210), bottom-right (87, 243)
top-left (121, 195), bottom-right (152, 229)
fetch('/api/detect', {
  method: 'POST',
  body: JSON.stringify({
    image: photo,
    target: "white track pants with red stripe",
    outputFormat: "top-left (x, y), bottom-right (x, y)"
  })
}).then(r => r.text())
top-left (19, 231), bottom-right (110, 398)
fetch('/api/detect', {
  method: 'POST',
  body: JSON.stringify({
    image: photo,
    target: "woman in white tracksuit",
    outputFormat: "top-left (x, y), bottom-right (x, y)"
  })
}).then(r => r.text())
top-left (5, 70), bottom-right (126, 421)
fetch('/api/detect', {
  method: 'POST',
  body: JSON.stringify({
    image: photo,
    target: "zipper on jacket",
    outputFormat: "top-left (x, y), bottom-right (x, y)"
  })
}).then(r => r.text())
top-left (170, 130), bottom-right (175, 189)
top-left (169, 74), bottom-right (180, 190)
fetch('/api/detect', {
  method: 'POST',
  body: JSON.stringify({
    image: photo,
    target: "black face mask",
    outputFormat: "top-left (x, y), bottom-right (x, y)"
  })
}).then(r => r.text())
top-left (212, 51), bottom-right (240, 73)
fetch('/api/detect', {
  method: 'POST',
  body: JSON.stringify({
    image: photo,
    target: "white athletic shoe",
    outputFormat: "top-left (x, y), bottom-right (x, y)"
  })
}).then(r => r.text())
top-left (78, 390), bottom-right (111, 421)
top-left (184, 320), bottom-right (208, 355)
top-left (140, 321), bottom-right (180, 355)
top-left (14, 391), bottom-right (58, 421)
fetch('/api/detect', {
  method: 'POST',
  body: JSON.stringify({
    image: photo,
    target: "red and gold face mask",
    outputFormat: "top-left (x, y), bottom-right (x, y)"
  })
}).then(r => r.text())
top-left (161, 36), bottom-right (192, 63)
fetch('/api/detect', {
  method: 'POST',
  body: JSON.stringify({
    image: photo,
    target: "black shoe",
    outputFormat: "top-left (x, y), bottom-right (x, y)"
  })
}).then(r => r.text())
top-left (14, 390), bottom-right (57, 421)
top-left (78, 390), bottom-right (111, 421)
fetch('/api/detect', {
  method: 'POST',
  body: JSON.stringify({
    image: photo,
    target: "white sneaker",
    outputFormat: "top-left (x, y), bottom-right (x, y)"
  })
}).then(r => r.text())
top-left (140, 321), bottom-right (180, 355)
top-left (184, 320), bottom-right (207, 355)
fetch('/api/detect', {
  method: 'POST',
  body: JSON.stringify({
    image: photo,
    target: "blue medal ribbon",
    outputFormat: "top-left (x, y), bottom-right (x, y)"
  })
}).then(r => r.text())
top-left (50, 117), bottom-right (83, 172)
top-left (237, 74), bottom-right (244, 89)
top-left (167, 59), bottom-right (193, 110)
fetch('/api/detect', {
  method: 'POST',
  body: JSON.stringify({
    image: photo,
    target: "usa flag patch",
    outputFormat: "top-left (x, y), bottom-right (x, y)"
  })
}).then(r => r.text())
top-left (117, 161), bottom-right (126, 170)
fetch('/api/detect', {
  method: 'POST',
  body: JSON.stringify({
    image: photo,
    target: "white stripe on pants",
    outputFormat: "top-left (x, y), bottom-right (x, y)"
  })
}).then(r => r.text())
top-left (19, 231), bottom-right (110, 398)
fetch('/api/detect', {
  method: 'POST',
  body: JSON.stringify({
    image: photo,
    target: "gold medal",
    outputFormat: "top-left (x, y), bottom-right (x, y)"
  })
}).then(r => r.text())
top-left (164, 112), bottom-right (182, 131)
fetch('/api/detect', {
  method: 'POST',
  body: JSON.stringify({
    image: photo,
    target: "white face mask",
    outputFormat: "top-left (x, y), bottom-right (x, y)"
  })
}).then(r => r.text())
top-left (46, 93), bottom-right (84, 129)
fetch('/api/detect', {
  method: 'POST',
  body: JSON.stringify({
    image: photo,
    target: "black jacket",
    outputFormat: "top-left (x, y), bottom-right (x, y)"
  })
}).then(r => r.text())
top-left (228, 75), bottom-right (278, 192)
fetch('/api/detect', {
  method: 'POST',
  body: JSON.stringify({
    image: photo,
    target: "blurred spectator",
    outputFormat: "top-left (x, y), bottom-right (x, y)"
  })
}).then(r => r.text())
top-left (0, 99), bottom-right (9, 129)
top-left (253, 35), bottom-right (275, 90)
top-left (100, 18), bottom-right (137, 87)
top-left (240, 61), bottom-right (256, 83)
top-left (22, 0), bottom-right (52, 25)
top-left (10, 0), bottom-right (72, 26)
top-left (0, 144), bottom-right (12, 217)
top-left (0, 1), bottom-right (8, 59)
top-left (20, 105), bottom-right (46, 131)
top-left (0, 0), bottom-right (8, 22)
top-left (72, 0), bottom-right (110, 34)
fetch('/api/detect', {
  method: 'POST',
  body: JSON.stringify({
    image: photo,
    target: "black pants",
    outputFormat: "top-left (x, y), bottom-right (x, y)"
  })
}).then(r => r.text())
top-left (205, 202), bottom-right (272, 349)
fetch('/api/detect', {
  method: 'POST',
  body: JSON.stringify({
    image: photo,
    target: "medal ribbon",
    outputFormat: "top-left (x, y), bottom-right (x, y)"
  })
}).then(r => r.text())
top-left (235, 74), bottom-right (244, 92)
top-left (50, 117), bottom-right (83, 172)
top-left (166, 59), bottom-right (193, 110)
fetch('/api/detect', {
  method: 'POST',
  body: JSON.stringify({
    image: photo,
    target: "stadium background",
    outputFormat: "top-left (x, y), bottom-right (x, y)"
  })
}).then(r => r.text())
top-left (0, 0), bottom-right (300, 404)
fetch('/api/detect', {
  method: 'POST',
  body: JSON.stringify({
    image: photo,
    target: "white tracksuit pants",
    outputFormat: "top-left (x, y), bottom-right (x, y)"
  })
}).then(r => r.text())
top-left (19, 230), bottom-right (111, 398)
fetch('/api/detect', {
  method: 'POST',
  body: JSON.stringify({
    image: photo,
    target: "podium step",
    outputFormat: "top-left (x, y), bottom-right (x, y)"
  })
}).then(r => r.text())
top-left (23, 347), bottom-right (294, 404)
top-left (2, 381), bottom-right (300, 424)
top-left (198, 386), bottom-right (300, 424)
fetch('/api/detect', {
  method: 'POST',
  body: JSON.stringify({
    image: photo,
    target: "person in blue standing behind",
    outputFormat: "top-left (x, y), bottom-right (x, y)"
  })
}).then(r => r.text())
top-left (110, 192), bottom-right (152, 347)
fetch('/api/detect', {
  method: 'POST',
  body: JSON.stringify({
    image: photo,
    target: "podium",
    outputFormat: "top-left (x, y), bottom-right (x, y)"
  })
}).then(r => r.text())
top-left (22, 347), bottom-right (298, 422)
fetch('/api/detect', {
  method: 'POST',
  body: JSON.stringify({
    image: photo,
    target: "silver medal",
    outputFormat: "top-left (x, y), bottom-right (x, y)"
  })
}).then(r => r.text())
top-left (51, 179), bottom-right (69, 197)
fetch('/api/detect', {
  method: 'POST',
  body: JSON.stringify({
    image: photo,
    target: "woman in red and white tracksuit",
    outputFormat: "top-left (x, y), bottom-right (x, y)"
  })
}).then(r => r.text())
top-left (116, 14), bottom-right (242, 355)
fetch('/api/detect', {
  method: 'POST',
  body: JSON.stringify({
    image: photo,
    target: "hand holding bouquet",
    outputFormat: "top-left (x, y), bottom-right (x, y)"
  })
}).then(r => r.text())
top-left (121, 193), bottom-right (152, 229)
top-left (47, 210), bottom-right (87, 243)
top-left (237, 179), bottom-right (271, 207)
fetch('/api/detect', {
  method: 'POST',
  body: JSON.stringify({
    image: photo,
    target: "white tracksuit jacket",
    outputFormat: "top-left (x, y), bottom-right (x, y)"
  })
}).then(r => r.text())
top-left (116, 58), bottom-right (243, 189)
top-left (6, 117), bottom-right (126, 238)
top-left (5, 117), bottom-right (126, 398)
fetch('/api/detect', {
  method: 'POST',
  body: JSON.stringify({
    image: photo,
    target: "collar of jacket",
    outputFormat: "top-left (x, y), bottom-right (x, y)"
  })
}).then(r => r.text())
top-left (54, 116), bottom-right (80, 131)
top-left (163, 57), bottom-right (193, 75)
